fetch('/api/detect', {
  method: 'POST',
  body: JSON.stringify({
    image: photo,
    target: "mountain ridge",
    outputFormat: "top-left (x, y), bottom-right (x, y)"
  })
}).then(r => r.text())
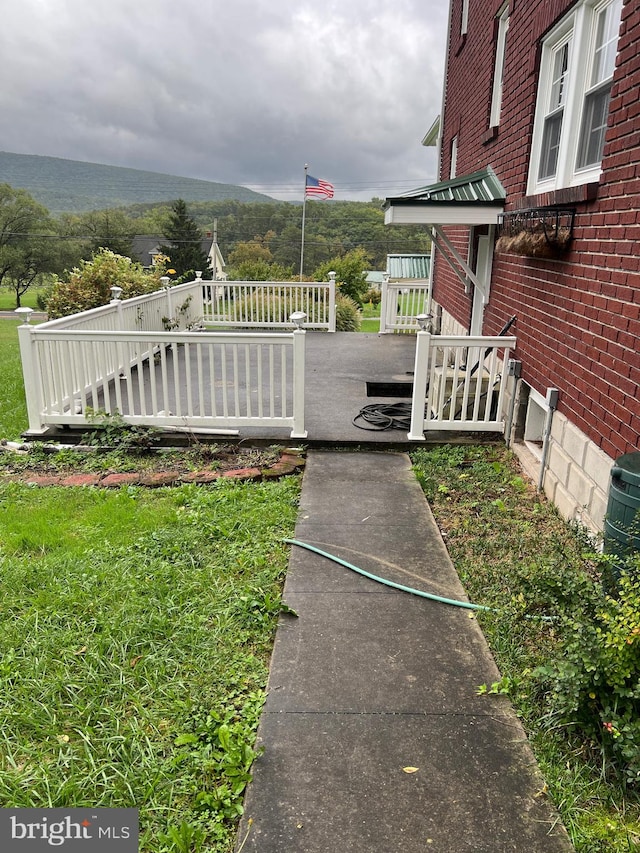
top-left (0, 151), bottom-right (276, 213)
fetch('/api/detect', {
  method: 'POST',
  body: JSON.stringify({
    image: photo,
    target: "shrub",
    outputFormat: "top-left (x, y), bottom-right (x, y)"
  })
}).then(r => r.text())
top-left (535, 564), bottom-right (640, 786)
top-left (363, 288), bottom-right (382, 305)
top-left (335, 294), bottom-right (361, 332)
top-left (46, 249), bottom-right (168, 319)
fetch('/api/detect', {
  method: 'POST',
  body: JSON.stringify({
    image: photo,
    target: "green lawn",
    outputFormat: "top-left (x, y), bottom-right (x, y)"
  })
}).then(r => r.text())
top-left (0, 476), bottom-right (300, 852)
top-left (0, 289), bottom-right (45, 311)
top-left (0, 318), bottom-right (28, 439)
top-left (359, 300), bottom-right (380, 333)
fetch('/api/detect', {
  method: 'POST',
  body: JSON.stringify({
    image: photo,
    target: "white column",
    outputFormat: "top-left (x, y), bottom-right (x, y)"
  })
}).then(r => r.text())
top-left (408, 330), bottom-right (430, 441)
top-left (18, 323), bottom-right (47, 434)
top-left (290, 328), bottom-right (307, 438)
top-left (327, 272), bottom-right (337, 333)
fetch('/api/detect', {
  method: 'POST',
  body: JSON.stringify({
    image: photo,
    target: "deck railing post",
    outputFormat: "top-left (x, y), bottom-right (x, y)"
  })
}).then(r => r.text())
top-left (17, 322), bottom-right (47, 434)
top-left (408, 329), bottom-right (430, 441)
top-left (290, 324), bottom-right (308, 438)
top-left (327, 272), bottom-right (337, 333)
top-left (161, 277), bottom-right (172, 328)
top-left (379, 273), bottom-right (390, 333)
top-left (110, 287), bottom-right (124, 330)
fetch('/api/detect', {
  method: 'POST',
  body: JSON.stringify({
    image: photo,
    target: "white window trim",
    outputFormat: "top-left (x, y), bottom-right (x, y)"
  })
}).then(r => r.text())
top-left (490, 4), bottom-right (510, 128)
top-left (450, 135), bottom-right (458, 179)
top-left (461, 0), bottom-right (469, 35)
top-left (527, 0), bottom-right (621, 195)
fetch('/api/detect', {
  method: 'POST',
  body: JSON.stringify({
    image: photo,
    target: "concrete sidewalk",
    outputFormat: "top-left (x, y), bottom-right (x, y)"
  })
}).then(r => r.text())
top-left (236, 451), bottom-right (573, 852)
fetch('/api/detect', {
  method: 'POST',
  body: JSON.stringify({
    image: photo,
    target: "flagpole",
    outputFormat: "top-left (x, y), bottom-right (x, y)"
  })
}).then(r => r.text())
top-left (299, 164), bottom-right (308, 281)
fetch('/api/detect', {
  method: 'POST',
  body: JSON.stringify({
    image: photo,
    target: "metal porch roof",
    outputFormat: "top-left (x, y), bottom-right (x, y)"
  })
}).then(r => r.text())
top-left (384, 167), bottom-right (506, 226)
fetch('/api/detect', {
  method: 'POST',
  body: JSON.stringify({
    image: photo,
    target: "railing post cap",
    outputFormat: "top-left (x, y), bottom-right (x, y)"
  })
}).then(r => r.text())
top-left (327, 271), bottom-right (336, 281)
top-left (160, 276), bottom-right (170, 288)
top-left (15, 306), bottom-right (34, 324)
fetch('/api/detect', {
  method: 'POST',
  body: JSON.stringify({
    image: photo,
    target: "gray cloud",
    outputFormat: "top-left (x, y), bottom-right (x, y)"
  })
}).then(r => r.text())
top-left (1, 0), bottom-right (447, 201)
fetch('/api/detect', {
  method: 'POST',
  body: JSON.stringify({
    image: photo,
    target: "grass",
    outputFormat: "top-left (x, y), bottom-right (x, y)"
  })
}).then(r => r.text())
top-left (359, 300), bottom-right (380, 333)
top-left (0, 318), bottom-right (29, 440)
top-left (0, 288), bottom-right (45, 311)
top-left (0, 475), bottom-right (300, 852)
top-left (411, 444), bottom-right (640, 852)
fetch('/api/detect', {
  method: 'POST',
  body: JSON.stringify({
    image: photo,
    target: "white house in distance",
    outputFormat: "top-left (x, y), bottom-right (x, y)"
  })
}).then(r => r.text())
top-left (130, 234), bottom-right (227, 280)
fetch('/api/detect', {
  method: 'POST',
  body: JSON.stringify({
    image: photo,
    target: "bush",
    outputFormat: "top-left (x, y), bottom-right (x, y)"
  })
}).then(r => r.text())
top-left (335, 294), bottom-right (361, 332)
top-left (363, 288), bottom-right (382, 305)
top-left (535, 564), bottom-right (640, 786)
top-left (46, 249), bottom-right (168, 319)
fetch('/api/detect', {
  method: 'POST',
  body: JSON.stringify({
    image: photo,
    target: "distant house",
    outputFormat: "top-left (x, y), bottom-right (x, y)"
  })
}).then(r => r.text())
top-left (385, 0), bottom-right (638, 535)
top-left (130, 235), bottom-right (227, 280)
top-left (365, 271), bottom-right (385, 290)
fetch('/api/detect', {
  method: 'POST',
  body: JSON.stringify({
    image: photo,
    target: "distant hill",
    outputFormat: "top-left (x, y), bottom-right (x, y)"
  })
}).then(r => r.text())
top-left (0, 151), bottom-right (276, 214)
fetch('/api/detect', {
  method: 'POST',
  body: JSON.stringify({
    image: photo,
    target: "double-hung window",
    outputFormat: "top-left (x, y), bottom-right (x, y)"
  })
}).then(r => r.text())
top-left (528, 0), bottom-right (622, 194)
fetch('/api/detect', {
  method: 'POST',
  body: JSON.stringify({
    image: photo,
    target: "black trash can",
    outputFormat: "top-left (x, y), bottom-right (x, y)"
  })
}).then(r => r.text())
top-left (604, 452), bottom-right (640, 564)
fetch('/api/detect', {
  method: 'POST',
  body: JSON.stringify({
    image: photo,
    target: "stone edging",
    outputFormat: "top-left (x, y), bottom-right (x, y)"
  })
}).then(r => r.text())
top-left (1, 450), bottom-right (306, 489)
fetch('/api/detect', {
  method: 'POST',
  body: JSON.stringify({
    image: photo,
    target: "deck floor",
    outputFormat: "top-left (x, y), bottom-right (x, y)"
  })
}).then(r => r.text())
top-left (82, 331), bottom-right (420, 446)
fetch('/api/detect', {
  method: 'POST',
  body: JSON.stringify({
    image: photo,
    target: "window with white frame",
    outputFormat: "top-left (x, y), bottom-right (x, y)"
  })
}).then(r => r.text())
top-left (528, 0), bottom-right (622, 194)
top-left (490, 4), bottom-right (510, 127)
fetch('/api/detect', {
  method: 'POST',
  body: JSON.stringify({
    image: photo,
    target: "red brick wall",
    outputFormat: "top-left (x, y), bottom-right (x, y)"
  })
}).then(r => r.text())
top-left (434, 0), bottom-right (640, 458)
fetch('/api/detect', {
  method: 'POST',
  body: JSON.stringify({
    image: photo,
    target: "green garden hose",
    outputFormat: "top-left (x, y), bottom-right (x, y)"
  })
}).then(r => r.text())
top-left (284, 538), bottom-right (489, 612)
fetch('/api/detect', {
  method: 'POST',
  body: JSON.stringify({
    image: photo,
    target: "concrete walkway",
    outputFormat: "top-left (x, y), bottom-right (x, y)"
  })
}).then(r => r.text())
top-left (236, 451), bottom-right (573, 852)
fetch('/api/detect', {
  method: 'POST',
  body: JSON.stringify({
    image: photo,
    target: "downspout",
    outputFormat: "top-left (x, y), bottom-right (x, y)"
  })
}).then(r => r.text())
top-left (537, 388), bottom-right (559, 492)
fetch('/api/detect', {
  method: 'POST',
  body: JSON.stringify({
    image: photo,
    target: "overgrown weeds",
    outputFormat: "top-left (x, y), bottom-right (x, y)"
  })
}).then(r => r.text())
top-left (411, 444), bottom-right (640, 852)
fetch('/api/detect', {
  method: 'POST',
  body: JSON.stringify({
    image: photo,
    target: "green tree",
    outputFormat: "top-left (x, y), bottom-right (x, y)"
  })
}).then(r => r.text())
top-left (160, 199), bottom-right (210, 279)
top-left (0, 184), bottom-right (59, 307)
top-left (313, 248), bottom-right (370, 304)
top-left (80, 209), bottom-right (135, 256)
top-left (227, 238), bottom-right (272, 268)
top-left (227, 259), bottom-right (294, 281)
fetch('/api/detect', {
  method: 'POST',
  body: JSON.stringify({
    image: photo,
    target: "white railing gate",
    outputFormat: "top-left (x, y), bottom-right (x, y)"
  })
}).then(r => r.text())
top-left (409, 332), bottom-right (517, 438)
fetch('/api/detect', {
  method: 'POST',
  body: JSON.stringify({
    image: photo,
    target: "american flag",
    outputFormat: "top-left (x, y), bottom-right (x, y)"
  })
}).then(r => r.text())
top-left (305, 174), bottom-right (334, 199)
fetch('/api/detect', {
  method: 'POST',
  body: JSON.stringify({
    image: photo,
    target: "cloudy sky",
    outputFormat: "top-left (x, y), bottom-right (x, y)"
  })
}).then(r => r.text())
top-left (1, 0), bottom-right (448, 201)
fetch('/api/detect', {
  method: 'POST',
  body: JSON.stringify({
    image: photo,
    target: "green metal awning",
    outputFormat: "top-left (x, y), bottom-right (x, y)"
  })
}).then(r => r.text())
top-left (384, 167), bottom-right (506, 226)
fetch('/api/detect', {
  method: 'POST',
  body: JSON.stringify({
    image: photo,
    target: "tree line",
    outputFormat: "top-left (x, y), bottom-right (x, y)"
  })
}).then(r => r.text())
top-left (0, 183), bottom-right (430, 307)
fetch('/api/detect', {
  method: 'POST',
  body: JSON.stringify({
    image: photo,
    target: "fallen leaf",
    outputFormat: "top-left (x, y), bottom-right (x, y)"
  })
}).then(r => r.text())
top-left (129, 655), bottom-right (143, 668)
top-left (73, 646), bottom-right (87, 655)
top-left (402, 766), bottom-right (419, 774)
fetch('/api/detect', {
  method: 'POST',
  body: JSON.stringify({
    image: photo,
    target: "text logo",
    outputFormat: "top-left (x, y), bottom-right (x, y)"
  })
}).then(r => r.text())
top-left (0, 809), bottom-right (138, 851)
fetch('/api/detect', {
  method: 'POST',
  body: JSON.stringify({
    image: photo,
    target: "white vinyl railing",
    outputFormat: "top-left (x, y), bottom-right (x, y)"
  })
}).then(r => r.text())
top-left (201, 277), bottom-right (336, 331)
top-left (18, 325), bottom-right (307, 439)
top-left (379, 281), bottom-right (430, 333)
top-left (41, 281), bottom-right (205, 335)
top-left (408, 333), bottom-right (517, 438)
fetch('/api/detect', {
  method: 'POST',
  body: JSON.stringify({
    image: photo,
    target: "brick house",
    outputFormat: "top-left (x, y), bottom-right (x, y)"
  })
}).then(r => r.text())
top-left (385, 0), bottom-right (639, 534)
